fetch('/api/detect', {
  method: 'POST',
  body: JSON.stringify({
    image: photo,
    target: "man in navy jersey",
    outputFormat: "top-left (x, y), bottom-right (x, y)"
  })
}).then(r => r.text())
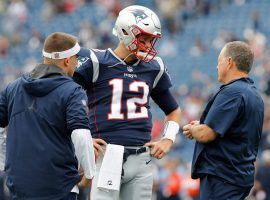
top-left (0, 32), bottom-right (96, 200)
top-left (73, 5), bottom-right (181, 200)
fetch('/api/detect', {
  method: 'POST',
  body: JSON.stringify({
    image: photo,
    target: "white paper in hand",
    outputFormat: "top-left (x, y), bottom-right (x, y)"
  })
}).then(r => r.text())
top-left (97, 144), bottom-right (124, 191)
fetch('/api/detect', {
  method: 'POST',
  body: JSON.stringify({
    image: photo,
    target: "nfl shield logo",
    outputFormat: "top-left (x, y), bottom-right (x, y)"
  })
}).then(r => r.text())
top-left (54, 53), bottom-right (60, 59)
top-left (127, 66), bottom-right (133, 72)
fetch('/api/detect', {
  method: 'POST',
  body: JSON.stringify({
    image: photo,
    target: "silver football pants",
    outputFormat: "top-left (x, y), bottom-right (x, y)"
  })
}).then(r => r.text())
top-left (90, 147), bottom-right (153, 200)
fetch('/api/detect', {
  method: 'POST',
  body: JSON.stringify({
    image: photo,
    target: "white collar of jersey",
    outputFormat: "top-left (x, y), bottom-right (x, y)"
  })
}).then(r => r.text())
top-left (108, 48), bottom-right (140, 66)
top-left (42, 43), bottom-right (80, 59)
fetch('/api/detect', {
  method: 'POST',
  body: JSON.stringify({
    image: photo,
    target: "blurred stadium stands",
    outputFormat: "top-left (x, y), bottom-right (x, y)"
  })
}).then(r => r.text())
top-left (1, 0), bottom-right (270, 199)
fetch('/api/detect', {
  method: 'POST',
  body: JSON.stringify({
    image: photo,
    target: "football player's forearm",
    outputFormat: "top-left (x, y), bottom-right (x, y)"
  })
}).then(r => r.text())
top-left (162, 108), bottom-right (181, 142)
top-left (165, 107), bottom-right (181, 124)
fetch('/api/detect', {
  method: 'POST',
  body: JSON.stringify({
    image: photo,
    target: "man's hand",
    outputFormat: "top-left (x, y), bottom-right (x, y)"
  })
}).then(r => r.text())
top-left (78, 175), bottom-right (92, 187)
top-left (183, 120), bottom-right (199, 140)
top-left (183, 123), bottom-right (193, 140)
top-left (93, 138), bottom-right (107, 158)
top-left (190, 120), bottom-right (200, 125)
top-left (144, 138), bottom-right (173, 159)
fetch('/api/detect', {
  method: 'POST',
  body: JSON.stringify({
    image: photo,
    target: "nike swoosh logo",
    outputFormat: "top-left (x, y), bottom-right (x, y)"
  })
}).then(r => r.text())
top-left (146, 159), bottom-right (152, 165)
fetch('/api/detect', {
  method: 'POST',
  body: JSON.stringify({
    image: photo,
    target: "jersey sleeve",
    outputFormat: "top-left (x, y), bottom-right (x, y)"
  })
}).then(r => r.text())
top-left (73, 47), bottom-right (94, 90)
top-left (152, 57), bottom-right (172, 92)
top-left (0, 87), bottom-right (8, 128)
top-left (151, 89), bottom-right (179, 115)
top-left (203, 91), bottom-right (243, 137)
top-left (66, 86), bottom-right (90, 133)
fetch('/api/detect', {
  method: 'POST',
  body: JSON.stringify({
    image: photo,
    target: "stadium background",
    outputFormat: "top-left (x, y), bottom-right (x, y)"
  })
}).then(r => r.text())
top-left (0, 0), bottom-right (270, 199)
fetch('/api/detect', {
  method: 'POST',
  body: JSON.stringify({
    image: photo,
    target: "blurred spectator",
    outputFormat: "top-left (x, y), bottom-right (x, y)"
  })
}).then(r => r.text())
top-left (234, 0), bottom-right (246, 6)
top-left (164, 172), bottom-right (181, 200)
top-left (181, 0), bottom-right (196, 22)
top-left (180, 164), bottom-right (199, 200)
top-left (2, 0), bottom-right (27, 34)
top-left (244, 11), bottom-right (265, 59)
top-left (63, 0), bottom-right (76, 13)
top-left (152, 119), bottom-right (164, 140)
top-left (197, 0), bottom-right (211, 16)
top-left (213, 31), bottom-right (238, 50)
top-left (78, 21), bottom-right (98, 49)
top-left (41, 0), bottom-right (56, 21)
top-left (159, 37), bottom-right (178, 57)
top-left (254, 150), bottom-right (270, 200)
top-left (0, 36), bottom-right (10, 58)
top-left (244, 29), bottom-right (266, 59)
top-left (157, 158), bottom-right (182, 200)
top-left (22, 57), bottom-right (38, 74)
top-left (28, 29), bottom-right (43, 51)
top-left (3, 65), bottom-right (20, 87)
top-left (49, 0), bottom-right (84, 14)
top-left (155, 0), bottom-right (183, 35)
top-left (265, 77), bottom-right (270, 97)
top-left (0, 1), bottom-right (270, 199)
top-left (95, 0), bottom-right (122, 17)
top-left (10, 32), bottom-right (22, 46)
top-left (182, 95), bottom-right (203, 122)
top-left (189, 38), bottom-right (207, 57)
top-left (249, 11), bottom-right (260, 31)
top-left (259, 103), bottom-right (270, 151)
top-left (97, 20), bottom-right (115, 48)
top-left (0, 0), bottom-right (7, 15)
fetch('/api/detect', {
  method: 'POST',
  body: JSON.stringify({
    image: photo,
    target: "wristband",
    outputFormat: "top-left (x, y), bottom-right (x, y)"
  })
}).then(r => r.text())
top-left (162, 121), bottom-right (180, 142)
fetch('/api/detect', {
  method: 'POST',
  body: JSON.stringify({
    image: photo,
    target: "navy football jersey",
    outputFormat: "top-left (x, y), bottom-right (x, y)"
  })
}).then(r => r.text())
top-left (73, 48), bottom-right (172, 146)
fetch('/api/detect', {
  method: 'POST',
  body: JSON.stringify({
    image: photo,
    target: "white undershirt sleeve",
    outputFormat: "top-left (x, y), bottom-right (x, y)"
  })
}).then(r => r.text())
top-left (71, 129), bottom-right (96, 179)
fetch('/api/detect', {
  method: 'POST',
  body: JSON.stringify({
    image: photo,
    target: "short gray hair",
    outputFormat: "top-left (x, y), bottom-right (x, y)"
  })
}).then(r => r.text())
top-left (223, 41), bottom-right (254, 73)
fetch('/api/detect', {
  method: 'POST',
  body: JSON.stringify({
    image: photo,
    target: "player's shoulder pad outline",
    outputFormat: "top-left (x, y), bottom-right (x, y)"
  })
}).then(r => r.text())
top-left (153, 56), bottom-right (165, 88)
top-left (77, 48), bottom-right (100, 83)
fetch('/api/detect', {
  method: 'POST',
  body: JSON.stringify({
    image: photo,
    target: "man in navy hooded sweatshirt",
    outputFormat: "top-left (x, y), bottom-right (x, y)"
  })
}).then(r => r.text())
top-left (0, 32), bottom-right (96, 200)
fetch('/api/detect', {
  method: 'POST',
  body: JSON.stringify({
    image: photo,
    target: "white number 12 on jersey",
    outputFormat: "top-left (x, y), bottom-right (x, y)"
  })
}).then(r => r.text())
top-left (108, 79), bottom-right (149, 120)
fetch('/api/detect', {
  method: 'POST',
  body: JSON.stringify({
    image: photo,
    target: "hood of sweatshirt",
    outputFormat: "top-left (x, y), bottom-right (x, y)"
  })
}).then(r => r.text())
top-left (22, 64), bottom-right (71, 97)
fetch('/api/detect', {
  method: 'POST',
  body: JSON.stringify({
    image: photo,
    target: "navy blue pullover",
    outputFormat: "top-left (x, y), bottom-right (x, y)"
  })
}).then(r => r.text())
top-left (0, 64), bottom-right (90, 200)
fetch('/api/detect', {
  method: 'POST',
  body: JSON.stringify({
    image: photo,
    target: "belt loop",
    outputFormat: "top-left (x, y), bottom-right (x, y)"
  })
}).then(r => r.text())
top-left (135, 148), bottom-right (139, 155)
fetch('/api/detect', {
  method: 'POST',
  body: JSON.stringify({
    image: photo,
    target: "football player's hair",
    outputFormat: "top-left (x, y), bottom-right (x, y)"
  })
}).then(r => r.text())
top-left (43, 32), bottom-right (78, 53)
top-left (223, 41), bottom-right (254, 73)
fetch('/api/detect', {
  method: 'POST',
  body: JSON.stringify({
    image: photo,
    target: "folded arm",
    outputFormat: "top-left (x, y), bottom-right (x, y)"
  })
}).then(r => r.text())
top-left (183, 121), bottom-right (218, 143)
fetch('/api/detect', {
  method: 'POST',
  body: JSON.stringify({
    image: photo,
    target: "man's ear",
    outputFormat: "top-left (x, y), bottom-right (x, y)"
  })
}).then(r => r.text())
top-left (227, 57), bottom-right (234, 69)
top-left (63, 57), bottom-right (70, 67)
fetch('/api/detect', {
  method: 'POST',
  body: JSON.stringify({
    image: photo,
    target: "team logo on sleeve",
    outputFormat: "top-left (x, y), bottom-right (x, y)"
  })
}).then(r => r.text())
top-left (77, 57), bottom-right (89, 68)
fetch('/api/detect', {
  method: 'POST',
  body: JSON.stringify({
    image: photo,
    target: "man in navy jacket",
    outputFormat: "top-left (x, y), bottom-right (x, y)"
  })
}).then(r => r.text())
top-left (0, 32), bottom-right (95, 200)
